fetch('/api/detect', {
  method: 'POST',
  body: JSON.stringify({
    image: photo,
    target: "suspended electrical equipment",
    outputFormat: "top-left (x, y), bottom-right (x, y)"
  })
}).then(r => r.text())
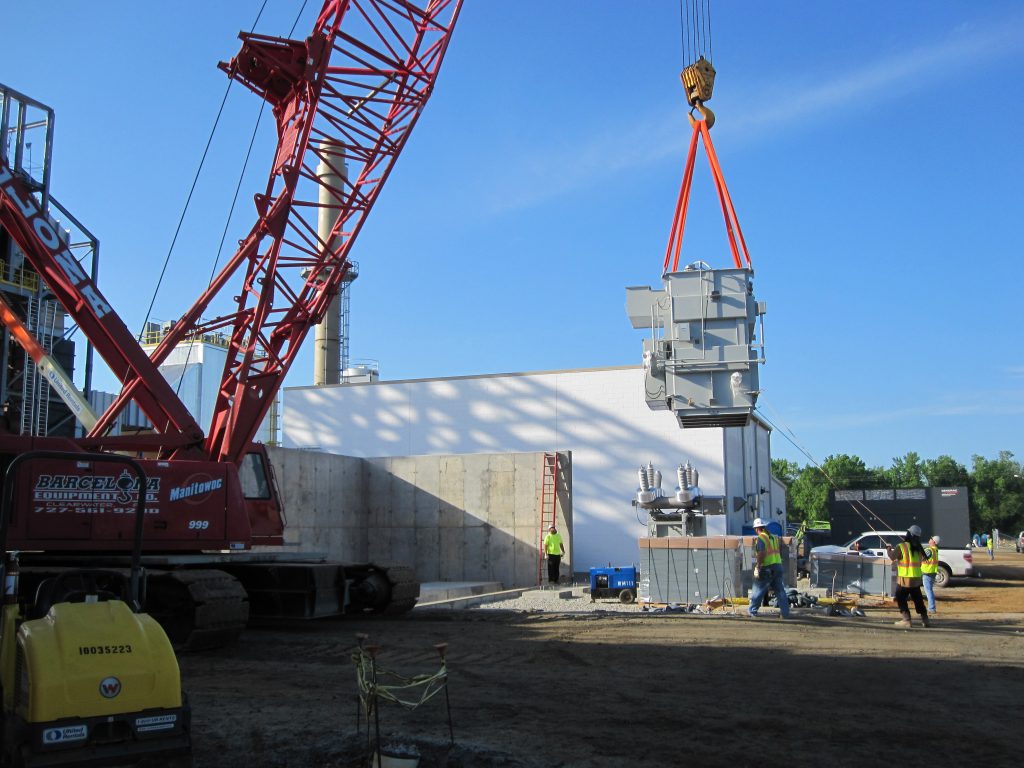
top-left (627, 266), bottom-right (764, 428)
top-left (626, 13), bottom-right (765, 430)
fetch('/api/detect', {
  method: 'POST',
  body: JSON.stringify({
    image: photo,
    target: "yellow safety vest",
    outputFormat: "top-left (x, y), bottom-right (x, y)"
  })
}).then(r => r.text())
top-left (758, 532), bottom-right (781, 567)
top-left (544, 533), bottom-right (563, 555)
top-left (921, 545), bottom-right (939, 575)
top-left (896, 542), bottom-right (922, 579)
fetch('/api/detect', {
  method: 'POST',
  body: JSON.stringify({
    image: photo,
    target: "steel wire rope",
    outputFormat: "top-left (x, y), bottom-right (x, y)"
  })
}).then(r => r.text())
top-left (702, 0), bottom-right (711, 61)
top-left (755, 398), bottom-right (891, 536)
top-left (695, 0), bottom-right (706, 59)
top-left (688, 0), bottom-right (696, 59)
top-left (702, 0), bottom-right (709, 58)
top-left (138, 0), bottom-right (271, 342)
top-left (168, 0), bottom-right (310, 399)
top-left (687, 0), bottom-right (696, 63)
top-left (679, 0), bottom-right (689, 66)
top-left (705, 0), bottom-right (713, 63)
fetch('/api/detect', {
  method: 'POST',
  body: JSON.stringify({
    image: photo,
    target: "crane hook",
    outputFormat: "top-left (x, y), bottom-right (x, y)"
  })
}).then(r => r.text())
top-left (687, 101), bottom-right (716, 130)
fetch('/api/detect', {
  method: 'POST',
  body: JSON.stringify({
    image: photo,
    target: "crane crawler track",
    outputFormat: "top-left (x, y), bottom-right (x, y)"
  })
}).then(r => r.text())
top-left (381, 564), bottom-right (419, 615)
top-left (146, 569), bottom-right (250, 652)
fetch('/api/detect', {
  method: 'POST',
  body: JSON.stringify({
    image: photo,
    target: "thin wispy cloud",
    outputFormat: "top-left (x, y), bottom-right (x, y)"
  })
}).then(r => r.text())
top-left (777, 389), bottom-right (1024, 431)
top-left (487, 12), bottom-right (1024, 214)
top-left (719, 15), bottom-right (1024, 141)
top-left (487, 112), bottom-right (685, 213)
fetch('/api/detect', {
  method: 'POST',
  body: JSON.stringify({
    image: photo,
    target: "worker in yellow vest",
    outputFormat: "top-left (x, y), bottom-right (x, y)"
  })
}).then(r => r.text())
top-left (748, 518), bottom-right (790, 619)
top-left (921, 534), bottom-right (941, 615)
top-left (885, 525), bottom-right (930, 628)
top-left (543, 525), bottom-right (565, 586)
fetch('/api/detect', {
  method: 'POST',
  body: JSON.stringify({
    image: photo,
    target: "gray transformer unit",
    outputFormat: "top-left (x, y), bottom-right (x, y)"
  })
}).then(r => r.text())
top-left (626, 264), bottom-right (765, 428)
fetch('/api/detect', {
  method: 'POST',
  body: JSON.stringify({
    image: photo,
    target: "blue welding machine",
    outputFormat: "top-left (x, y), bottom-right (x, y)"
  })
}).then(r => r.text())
top-left (588, 566), bottom-right (638, 603)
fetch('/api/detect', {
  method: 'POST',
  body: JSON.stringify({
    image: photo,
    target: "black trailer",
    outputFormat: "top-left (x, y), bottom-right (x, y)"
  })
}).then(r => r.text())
top-left (828, 487), bottom-right (970, 548)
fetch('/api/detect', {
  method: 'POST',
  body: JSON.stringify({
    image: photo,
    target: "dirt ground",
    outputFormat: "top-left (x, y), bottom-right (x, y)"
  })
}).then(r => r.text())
top-left (181, 551), bottom-right (1024, 767)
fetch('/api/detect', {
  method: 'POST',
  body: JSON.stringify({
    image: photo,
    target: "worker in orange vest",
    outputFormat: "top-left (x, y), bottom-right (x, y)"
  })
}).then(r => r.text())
top-left (885, 525), bottom-right (930, 628)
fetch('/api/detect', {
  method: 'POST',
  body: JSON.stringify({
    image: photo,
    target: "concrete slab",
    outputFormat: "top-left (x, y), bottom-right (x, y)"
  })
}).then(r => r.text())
top-left (415, 587), bottom-right (524, 610)
top-left (419, 581), bottom-right (503, 602)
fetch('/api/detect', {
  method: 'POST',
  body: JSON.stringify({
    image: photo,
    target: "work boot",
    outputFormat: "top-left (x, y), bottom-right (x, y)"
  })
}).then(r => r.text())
top-left (919, 613), bottom-right (931, 628)
top-left (893, 611), bottom-right (912, 628)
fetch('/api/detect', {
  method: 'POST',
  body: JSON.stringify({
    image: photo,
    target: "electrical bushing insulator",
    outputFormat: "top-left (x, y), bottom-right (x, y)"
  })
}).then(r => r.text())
top-left (637, 466), bottom-right (650, 491)
top-left (653, 469), bottom-right (662, 491)
top-left (685, 461), bottom-right (699, 489)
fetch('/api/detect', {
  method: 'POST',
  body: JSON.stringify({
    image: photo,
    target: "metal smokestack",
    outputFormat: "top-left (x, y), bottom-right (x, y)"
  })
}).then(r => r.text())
top-left (314, 140), bottom-right (346, 386)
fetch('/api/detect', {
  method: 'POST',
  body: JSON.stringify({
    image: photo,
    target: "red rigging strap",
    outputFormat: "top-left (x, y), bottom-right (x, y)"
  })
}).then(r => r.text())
top-left (94, 0), bottom-right (463, 464)
top-left (662, 119), bottom-right (752, 274)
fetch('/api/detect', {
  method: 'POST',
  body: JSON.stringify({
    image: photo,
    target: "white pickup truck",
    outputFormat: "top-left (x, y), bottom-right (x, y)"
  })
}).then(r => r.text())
top-left (811, 531), bottom-right (974, 587)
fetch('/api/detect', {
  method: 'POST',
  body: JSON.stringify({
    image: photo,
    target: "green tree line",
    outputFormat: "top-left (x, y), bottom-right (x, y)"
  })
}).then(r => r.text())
top-left (771, 451), bottom-right (1023, 536)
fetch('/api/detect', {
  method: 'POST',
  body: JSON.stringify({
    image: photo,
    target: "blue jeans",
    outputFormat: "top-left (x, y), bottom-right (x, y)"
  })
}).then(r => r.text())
top-left (749, 564), bottom-right (789, 618)
top-left (922, 573), bottom-right (936, 612)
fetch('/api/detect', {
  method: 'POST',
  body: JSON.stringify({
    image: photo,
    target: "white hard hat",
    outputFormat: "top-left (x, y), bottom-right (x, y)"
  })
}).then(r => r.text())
top-left (908, 524), bottom-right (922, 537)
top-left (752, 518), bottom-right (767, 529)
top-left (932, 535), bottom-right (941, 545)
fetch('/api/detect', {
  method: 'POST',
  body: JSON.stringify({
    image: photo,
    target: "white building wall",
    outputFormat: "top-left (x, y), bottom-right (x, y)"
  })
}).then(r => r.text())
top-left (284, 366), bottom-right (785, 570)
top-left (153, 341), bottom-right (228, 435)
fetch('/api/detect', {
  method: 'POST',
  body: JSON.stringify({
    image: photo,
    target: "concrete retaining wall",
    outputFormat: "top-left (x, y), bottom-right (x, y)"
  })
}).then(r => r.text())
top-left (263, 446), bottom-right (571, 588)
top-left (282, 366), bottom-right (784, 571)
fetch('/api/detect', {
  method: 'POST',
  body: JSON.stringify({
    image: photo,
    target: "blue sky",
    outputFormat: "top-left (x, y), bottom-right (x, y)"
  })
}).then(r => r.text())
top-left (4, 1), bottom-right (1022, 471)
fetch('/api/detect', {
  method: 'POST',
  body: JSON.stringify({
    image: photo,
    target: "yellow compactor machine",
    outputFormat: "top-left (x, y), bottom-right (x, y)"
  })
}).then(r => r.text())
top-left (0, 452), bottom-right (191, 768)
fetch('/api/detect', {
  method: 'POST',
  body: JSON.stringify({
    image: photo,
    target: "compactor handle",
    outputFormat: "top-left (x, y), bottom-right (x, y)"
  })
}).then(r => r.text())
top-left (0, 451), bottom-right (149, 610)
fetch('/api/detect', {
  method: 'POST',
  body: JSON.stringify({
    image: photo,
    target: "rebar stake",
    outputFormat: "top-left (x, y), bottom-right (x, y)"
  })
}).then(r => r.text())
top-left (435, 642), bottom-right (454, 746)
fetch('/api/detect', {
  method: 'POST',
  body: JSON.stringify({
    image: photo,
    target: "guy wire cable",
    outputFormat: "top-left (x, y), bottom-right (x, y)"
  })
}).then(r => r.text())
top-left (754, 399), bottom-right (890, 537)
top-left (755, 399), bottom-right (907, 598)
top-left (140, 0), bottom-right (272, 342)
top-left (757, 399), bottom-right (889, 532)
top-left (170, 0), bottom-right (310, 398)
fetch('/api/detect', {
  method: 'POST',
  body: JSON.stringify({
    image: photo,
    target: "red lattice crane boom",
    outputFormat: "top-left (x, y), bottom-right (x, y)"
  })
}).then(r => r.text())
top-left (0, 2), bottom-right (463, 644)
top-left (89, 0), bottom-right (462, 465)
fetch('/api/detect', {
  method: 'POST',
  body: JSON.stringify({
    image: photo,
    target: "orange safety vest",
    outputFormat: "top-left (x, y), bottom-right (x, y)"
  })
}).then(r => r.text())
top-left (896, 542), bottom-right (922, 579)
top-left (921, 545), bottom-right (939, 575)
top-left (758, 532), bottom-right (781, 567)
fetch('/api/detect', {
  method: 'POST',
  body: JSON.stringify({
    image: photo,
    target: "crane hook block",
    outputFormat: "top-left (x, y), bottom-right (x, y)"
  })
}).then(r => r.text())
top-left (680, 56), bottom-right (716, 108)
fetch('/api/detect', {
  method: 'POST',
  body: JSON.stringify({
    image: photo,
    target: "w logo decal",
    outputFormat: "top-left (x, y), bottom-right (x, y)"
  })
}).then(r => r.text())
top-left (99, 677), bottom-right (121, 698)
